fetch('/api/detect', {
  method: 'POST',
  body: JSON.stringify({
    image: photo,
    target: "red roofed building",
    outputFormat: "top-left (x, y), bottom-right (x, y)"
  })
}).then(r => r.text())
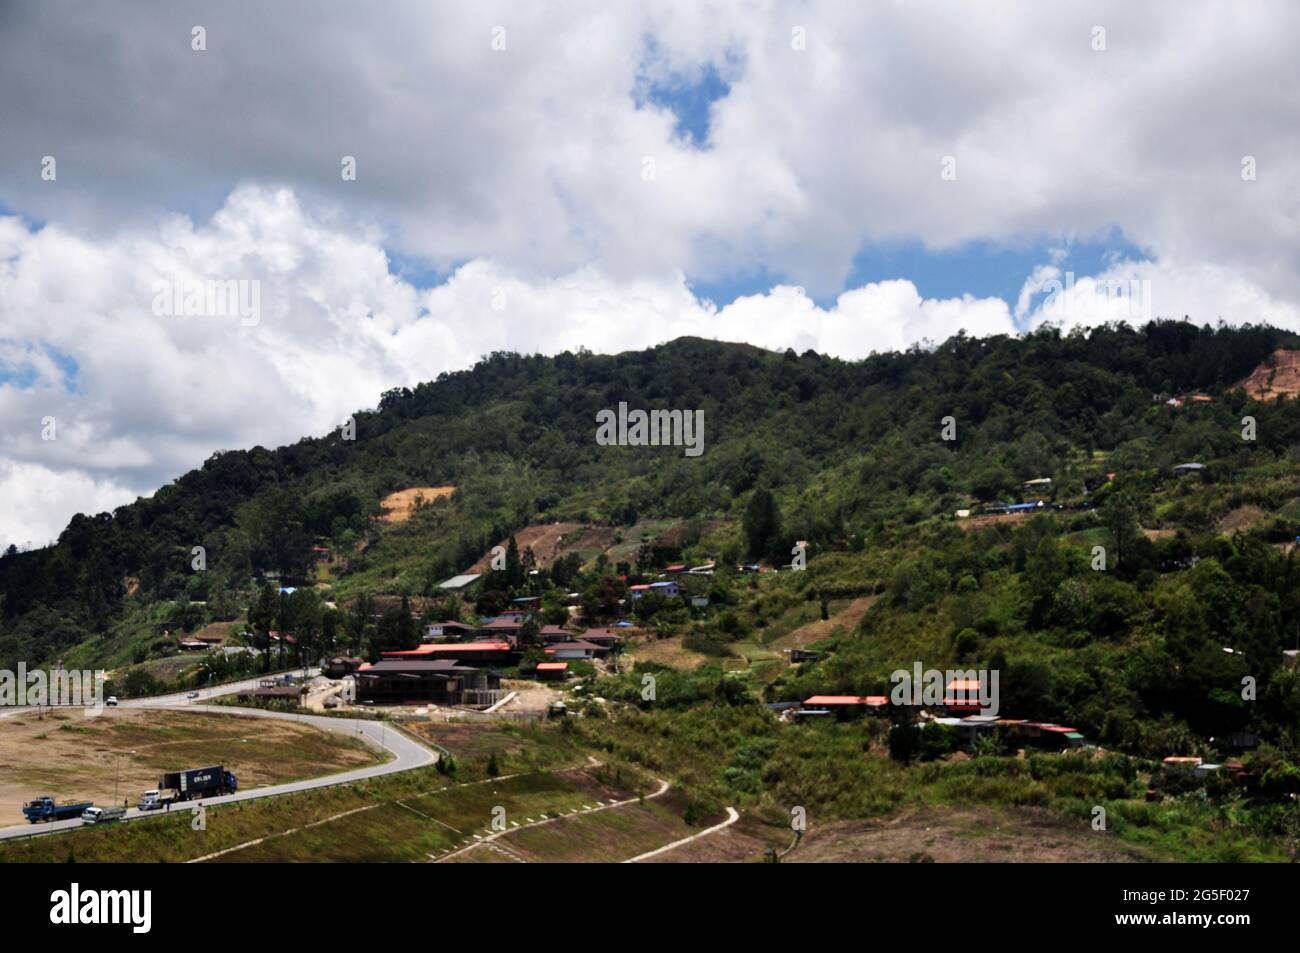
top-left (943, 678), bottom-right (986, 714)
top-left (383, 641), bottom-right (516, 665)
top-left (802, 695), bottom-right (889, 719)
top-left (536, 661), bottom-right (569, 681)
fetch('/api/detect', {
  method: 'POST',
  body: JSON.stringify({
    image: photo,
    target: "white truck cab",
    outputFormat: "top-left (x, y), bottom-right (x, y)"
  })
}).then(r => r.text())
top-left (80, 806), bottom-right (125, 825)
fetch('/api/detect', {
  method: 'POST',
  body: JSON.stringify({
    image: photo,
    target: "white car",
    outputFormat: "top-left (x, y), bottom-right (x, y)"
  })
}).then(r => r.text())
top-left (187, 691), bottom-right (200, 699)
top-left (105, 696), bottom-right (118, 707)
top-left (81, 806), bottom-right (126, 825)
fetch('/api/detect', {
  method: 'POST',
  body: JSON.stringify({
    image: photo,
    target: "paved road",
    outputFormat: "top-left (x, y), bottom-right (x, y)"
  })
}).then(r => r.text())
top-left (0, 673), bottom-right (436, 843)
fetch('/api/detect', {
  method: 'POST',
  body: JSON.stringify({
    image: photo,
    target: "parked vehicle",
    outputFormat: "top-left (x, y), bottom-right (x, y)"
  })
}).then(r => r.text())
top-left (137, 789), bottom-right (175, 811)
top-left (105, 696), bottom-right (118, 707)
top-left (156, 766), bottom-right (237, 801)
top-left (22, 796), bottom-right (93, 824)
top-left (80, 805), bottom-right (126, 825)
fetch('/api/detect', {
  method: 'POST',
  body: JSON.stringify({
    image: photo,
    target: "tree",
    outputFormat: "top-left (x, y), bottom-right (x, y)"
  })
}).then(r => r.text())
top-left (744, 487), bottom-right (781, 562)
top-left (248, 582), bottom-right (279, 673)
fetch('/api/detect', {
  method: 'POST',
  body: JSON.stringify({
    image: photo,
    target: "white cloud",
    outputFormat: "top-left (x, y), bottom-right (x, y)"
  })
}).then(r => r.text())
top-left (2, 1), bottom-right (1299, 545)
top-left (0, 186), bottom-right (1022, 546)
top-left (1, 1), bottom-right (1297, 298)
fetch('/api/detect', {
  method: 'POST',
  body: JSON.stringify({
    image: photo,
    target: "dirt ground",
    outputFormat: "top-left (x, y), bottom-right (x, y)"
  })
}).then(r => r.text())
top-left (1236, 349), bottom-right (1300, 401)
top-left (0, 708), bottom-right (379, 816)
top-left (627, 634), bottom-right (712, 669)
top-left (958, 512), bottom-right (1030, 531)
top-left (784, 806), bottom-right (1151, 863)
top-left (467, 522), bottom-right (588, 572)
top-left (774, 595), bottom-right (878, 650)
top-left (377, 486), bottom-right (456, 523)
top-left (1217, 505), bottom-right (1266, 533)
top-left (494, 680), bottom-right (566, 713)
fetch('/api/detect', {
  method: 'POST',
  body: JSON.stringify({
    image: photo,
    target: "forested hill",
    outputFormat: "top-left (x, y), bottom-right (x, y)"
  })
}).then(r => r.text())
top-left (1, 320), bottom-right (1296, 668)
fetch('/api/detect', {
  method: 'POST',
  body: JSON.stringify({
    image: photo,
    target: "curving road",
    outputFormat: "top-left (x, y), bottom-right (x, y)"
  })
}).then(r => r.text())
top-left (0, 672), bottom-right (437, 842)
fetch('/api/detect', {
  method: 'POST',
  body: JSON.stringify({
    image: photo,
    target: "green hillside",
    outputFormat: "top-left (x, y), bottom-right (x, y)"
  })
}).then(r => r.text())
top-left (7, 319), bottom-right (1300, 858)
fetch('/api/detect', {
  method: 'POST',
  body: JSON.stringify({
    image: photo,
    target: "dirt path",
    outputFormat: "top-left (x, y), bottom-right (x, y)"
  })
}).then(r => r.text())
top-left (432, 778), bottom-right (671, 862)
top-left (777, 595), bottom-right (877, 649)
top-left (622, 807), bottom-right (740, 863)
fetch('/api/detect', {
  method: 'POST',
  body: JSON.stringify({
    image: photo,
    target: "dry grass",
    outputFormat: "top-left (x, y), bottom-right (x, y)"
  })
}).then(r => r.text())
top-left (772, 595), bottom-right (877, 650)
top-left (378, 486), bottom-right (456, 523)
top-left (0, 708), bottom-right (380, 816)
top-left (785, 806), bottom-right (1152, 863)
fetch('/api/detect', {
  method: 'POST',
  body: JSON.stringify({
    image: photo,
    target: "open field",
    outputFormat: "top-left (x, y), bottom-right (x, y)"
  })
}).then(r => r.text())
top-left (0, 708), bottom-right (381, 818)
top-left (784, 806), bottom-right (1153, 863)
top-left (0, 722), bottom-right (651, 863)
top-left (399, 721), bottom-right (584, 767)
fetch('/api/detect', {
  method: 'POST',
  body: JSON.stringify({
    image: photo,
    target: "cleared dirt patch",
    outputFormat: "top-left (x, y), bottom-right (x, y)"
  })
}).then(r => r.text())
top-left (1217, 505), bottom-right (1266, 534)
top-left (785, 806), bottom-right (1150, 863)
top-left (0, 708), bottom-right (380, 817)
top-left (378, 486), bottom-right (456, 523)
top-left (627, 635), bottom-right (714, 670)
top-left (958, 512), bottom-right (1030, 531)
top-left (1236, 348), bottom-right (1300, 401)
top-left (467, 522), bottom-right (586, 571)
top-left (776, 595), bottom-right (877, 650)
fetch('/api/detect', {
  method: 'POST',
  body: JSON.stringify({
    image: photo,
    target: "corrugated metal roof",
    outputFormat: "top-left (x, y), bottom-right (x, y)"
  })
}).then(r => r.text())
top-left (439, 573), bottom-right (482, 589)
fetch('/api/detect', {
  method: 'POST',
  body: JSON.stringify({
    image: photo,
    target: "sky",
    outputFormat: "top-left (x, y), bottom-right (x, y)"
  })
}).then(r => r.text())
top-left (1, 0), bottom-right (1299, 549)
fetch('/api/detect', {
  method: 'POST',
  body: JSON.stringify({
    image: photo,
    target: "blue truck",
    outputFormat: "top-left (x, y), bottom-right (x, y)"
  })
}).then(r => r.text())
top-left (23, 796), bottom-right (94, 824)
top-left (157, 765), bottom-right (237, 801)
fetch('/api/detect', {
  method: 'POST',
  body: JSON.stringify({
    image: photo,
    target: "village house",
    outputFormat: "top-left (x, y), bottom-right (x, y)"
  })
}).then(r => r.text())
top-left (545, 639), bottom-right (608, 661)
top-left (572, 627), bottom-right (625, 649)
top-left (423, 620), bottom-right (480, 641)
top-left (535, 661), bottom-right (569, 681)
top-left (354, 659), bottom-right (501, 706)
top-left (800, 695), bottom-right (889, 720)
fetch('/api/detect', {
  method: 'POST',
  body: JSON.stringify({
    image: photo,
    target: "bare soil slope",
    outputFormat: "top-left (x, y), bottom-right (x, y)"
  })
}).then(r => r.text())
top-left (1236, 348), bottom-right (1300, 400)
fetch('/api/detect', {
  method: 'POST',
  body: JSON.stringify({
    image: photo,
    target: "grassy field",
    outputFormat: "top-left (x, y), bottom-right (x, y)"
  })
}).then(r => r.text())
top-left (0, 708), bottom-right (381, 819)
top-left (213, 765), bottom-right (649, 862)
top-left (0, 721), bottom-right (682, 863)
top-left (447, 788), bottom-right (722, 863)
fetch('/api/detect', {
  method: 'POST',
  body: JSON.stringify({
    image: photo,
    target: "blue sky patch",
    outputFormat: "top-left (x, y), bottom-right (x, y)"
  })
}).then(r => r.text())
top-left (635, 40), bottom-right (734, 147)
top-left (688, 231), bottom-right (1152, 315)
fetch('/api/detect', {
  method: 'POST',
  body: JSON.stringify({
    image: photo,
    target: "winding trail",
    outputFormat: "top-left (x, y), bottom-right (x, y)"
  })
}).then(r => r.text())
top-left (622, 807), bottom-right (741, 862)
